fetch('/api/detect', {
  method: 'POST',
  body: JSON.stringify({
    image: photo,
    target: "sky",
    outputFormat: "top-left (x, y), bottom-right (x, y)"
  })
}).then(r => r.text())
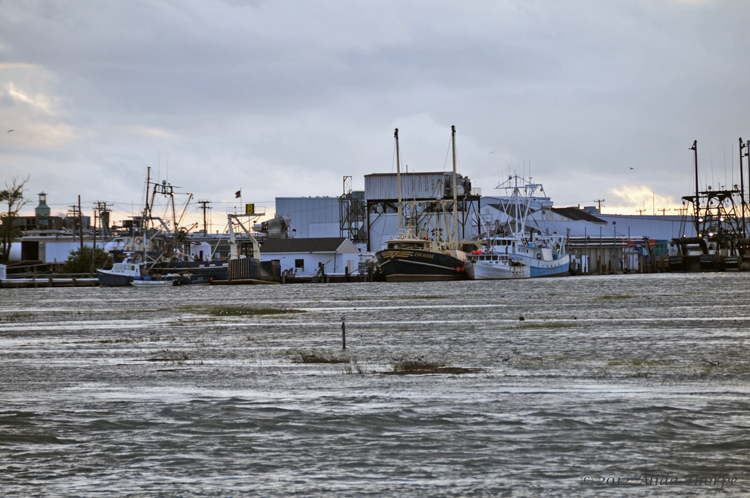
top-left (2, 0), bottom-right (750, 232)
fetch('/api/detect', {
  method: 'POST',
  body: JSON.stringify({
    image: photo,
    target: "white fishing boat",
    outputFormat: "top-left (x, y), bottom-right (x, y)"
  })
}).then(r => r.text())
top-left (467, 175), bottom-right (569, 279)
top-left (97, 259), bottom-right (146, 286)
top-left (465, 240), bottom-right (530, 280)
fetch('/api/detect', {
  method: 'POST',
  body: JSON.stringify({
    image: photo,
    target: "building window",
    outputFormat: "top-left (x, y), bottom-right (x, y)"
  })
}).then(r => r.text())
top-left (295, 259), bottom-right (304, 269)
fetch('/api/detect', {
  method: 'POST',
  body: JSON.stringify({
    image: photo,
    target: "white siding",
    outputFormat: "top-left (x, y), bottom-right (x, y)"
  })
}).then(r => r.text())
top-left (276, 197), bottom-right (340, 238)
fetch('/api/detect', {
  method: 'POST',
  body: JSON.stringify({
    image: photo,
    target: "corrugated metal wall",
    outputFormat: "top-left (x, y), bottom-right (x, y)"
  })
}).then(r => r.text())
top-left (276, 197), bottom-right (341, 238)
top-left (366, 173), bottom-right (465, 200)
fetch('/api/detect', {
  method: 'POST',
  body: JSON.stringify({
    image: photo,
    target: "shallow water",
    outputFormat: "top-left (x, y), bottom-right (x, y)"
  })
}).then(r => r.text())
top-left (1, 273), bottom-right (750, 496)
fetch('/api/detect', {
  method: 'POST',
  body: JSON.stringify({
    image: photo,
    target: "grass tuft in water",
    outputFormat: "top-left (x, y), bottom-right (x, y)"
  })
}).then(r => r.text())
top-left (188, 306), bottom-right (304, 317)
top-left (386, 358), bottom-right (482, 375)
top-left (293, 352), bottom-right (349, 364)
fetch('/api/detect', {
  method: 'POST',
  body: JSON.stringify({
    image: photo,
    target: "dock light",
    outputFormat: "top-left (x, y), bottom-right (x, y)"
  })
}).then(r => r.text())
top-left (698, 217), bottom-right (704, 222)
top-left (720, 217), bottom-right (724, 222)
top-left (709, 232), bottom-right (714, 237)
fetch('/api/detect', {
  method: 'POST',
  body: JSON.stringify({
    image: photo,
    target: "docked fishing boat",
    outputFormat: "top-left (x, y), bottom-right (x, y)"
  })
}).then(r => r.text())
top-left (465, 249), bottom-right (530, 280)
top-left (97, 259), bottom-right (145, 286)
top-left (466, 175), bottom-right (569, 279)
top-left (669, 140), bottom-right (744, 272)
top-left (375, 127), bottom-right (468, 282)
top-left (377, 233), bottom-right (468, 282)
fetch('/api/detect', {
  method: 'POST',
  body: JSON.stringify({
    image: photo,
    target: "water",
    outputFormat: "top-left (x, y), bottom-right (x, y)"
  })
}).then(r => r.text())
top-left (1, 273), bottom-right (749, 496)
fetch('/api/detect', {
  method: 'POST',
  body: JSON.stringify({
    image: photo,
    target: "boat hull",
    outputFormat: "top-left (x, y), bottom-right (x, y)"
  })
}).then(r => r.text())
top-left (376, 248), bottom-right (466, 282)
top-left (465, 260), bottom-right (530, 280)
top-left (96, 270), bottom-right (134, 287)
top-left (468, 252), bottom-right (569, 279)
top-left (152, 260), bottom-right (229, 281)
top-left (527, 256), bottom-right (571, 278)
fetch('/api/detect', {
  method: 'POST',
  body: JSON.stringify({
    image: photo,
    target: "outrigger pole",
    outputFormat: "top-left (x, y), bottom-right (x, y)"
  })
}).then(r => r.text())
top-left (395, 128), bottom-right (402, 234)
top-left (690, 140), bottom-right (700, 235)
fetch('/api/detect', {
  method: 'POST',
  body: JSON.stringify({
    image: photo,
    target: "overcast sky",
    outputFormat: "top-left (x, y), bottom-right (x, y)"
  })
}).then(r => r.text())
top-left (2, 0), bottom-right (750, 230)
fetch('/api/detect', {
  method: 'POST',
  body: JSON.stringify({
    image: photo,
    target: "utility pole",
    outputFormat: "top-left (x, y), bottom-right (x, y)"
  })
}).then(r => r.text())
top-left (91, 201), bottom-right (111, 274)
top-left (68, 203), bottom-right (81, 247)
top-left (91, 206), bottom-right (97, 276)
top-left (78, 195), bottom-right (84, 251)
top-left (594, 199), bottom-right (605, 211)
top-left (197, 200), bottom-right (212, 235)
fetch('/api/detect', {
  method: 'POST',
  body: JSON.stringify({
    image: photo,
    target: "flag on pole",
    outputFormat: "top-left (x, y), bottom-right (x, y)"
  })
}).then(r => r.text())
top-left (235, 190), bottom-right (241, 198)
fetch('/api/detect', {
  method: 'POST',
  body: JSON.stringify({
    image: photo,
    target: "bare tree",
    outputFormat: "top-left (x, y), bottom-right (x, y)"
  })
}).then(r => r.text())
top-left (0, 176), bottom-right (30, 263)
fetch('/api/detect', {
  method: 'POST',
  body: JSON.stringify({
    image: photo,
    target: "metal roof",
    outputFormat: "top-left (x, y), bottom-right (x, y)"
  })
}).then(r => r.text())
top-left (551, 207), bottom-right (607, 223)
top-left (260, 237), bottom-right (353, 253)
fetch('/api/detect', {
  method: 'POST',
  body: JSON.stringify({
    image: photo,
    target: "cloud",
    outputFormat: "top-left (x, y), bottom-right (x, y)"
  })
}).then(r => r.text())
top-left (1, 0), bottom-right (750, 233)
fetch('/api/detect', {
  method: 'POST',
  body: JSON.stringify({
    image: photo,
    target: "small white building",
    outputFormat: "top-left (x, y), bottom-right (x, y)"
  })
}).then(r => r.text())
top-left (9, 233), bottom-right (95, 264)
top-left (259, 237), bottom-right (360, 277)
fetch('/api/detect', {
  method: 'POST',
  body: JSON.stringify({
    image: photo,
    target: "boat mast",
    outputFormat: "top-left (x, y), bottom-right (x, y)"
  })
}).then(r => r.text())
top-left (451, 125), bottom-right (459, 248)
top-left (690, 140), bottom-right (700, 235)
top-left (741, 137), bottom-right (747, 238)
top-left (142, 167), bottom-right (151, 261)
top-left (395, 128), bottom-right (403, 235)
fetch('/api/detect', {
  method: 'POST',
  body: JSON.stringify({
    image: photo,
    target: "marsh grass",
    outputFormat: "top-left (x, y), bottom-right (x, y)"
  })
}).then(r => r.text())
top-left (293, 352), bottom-right (350, 364)
top-left (185, 306), bottom-right (305, 317)
top-left (386, 359), bottom-right (482, 375)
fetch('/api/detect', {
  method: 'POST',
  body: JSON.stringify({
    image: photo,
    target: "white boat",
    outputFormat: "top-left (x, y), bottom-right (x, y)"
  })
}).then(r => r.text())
top-left (97, 259), bottom-right (146, 286)
top-left (467, 175), bottom-right (569, 279)
top-left (465, 239), bottom-right (530, 280)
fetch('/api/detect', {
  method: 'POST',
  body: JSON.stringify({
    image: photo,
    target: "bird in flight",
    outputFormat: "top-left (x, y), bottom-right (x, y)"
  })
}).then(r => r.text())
top-left (7, 130), bottom-right (13, 133)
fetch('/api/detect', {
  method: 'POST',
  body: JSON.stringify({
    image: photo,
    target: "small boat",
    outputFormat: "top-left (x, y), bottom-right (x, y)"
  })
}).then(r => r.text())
top-left (97, 260), bottom-right (145, 286)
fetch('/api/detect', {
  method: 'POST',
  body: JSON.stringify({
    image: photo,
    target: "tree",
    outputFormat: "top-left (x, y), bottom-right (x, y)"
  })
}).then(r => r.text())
top-left (0, 176), bottom-right (30, 263)
top-left (66, 246), bottom-right (112, 274)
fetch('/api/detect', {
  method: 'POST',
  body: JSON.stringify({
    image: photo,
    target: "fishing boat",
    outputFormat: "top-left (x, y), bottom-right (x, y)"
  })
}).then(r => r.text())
top-left (375, 127), bottom-right (468, 282)
top-left (96, 259), bottom-right (145, 286)
top-left (466, 175), bottom-right (569, 279)
top-left (669, 140), bottom-right (743, 272)
top-left (464, 239), bottom-right (530, 280)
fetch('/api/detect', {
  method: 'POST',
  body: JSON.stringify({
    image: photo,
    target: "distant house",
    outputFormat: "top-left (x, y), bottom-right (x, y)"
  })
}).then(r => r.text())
top-left (259, 237), bottom-right (360, 277)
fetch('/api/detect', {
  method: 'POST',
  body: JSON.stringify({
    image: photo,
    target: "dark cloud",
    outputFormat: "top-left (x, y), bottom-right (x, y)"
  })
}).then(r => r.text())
top-left (1, 0), bottom-right (750, 225)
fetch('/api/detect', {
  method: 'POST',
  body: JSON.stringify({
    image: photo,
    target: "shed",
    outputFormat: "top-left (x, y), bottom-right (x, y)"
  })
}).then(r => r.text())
top-left (259, 237), bottom-right (360, 276)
